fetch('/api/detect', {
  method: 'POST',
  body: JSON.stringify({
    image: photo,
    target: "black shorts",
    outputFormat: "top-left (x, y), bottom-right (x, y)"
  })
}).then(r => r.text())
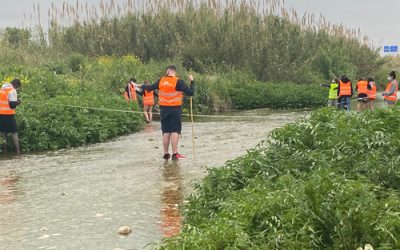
top-left (357, 93), bottom-right (368, 102)
top-left (0, 115), bottom-right (17, 133)
top-left (160, 106), bottom-right (182, 134)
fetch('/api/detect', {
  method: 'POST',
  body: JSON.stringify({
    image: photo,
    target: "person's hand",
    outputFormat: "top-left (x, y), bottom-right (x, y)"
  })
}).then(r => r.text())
top-left (382, 92), bottom-right (386, 96)
top-left (17, 99), bottom-right (22, 104)
top-left (189, 74), bottom-right (194, 81)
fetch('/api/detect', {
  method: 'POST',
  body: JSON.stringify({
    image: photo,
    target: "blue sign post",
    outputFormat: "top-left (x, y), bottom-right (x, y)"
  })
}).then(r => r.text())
top-left (384, 45), bottom-right (398, 53)
top-left (390, 45), bottom-right (398, 53)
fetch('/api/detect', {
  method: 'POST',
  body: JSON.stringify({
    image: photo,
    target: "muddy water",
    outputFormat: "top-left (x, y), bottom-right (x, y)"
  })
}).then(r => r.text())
top-left (0, 110), bottom-right (305, 250)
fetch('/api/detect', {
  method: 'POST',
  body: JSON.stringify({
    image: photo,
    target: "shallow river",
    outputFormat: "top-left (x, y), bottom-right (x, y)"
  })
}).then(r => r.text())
top-left (0, 110), bottom-right (305, 250)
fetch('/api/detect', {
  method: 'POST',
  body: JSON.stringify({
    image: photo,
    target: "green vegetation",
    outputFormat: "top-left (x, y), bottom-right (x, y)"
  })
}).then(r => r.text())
top-left (0, 55), bottom-right (143, 152)
top-left (0, 0), bottom-right (390, 152)
top-left (160, 108), bottom-right (400, 249)
top-left (42, 0), bottom-right (383, 83)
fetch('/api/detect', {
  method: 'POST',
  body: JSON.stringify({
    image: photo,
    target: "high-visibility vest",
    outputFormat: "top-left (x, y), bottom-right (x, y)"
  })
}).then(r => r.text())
top-left (143, 90), bottom-right (155, 106)
top-left (158, 76), bottom-right (183, 107)
top-left (367, 82), bottom-right (377, 100)
top-left (124, 83), bottom-right (137, 102)
top-left (0, 86), bottom-right (16, 115)
top-left (384, 81), bottom-right (398, 102)
top-left (356, 80), bottom-right (368, 95)
top-left (339, 81), bottom-right (352, 97)
top-left (328, 83), bottom-right (339, 100)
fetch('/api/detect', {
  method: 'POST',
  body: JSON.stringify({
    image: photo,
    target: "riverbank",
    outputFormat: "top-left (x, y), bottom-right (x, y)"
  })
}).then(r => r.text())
top-left (0, 110), bottom-right (303, 249)
top-left (159, 107), bottom-right (400, 249)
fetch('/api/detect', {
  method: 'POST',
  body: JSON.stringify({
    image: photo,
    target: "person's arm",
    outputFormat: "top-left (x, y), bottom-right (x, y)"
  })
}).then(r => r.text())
top-left (321, 84), bottom-right (330, 88)
top-left (175, 75), bottom-right (195, 96)
top-left (337, 84), bottom-right (341, 96)
top-left (8, 89), bottom-right (20, 109)
top-left (142, 79), bottom-right (160, 91)
top-left (136, 89), bottom-right (144, 96)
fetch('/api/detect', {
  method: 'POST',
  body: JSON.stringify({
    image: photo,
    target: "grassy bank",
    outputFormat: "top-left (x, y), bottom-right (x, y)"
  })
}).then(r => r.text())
top-left (160, 108), bottom-right (400, 249)
top-left (0, 53), bottom-right (326, 152)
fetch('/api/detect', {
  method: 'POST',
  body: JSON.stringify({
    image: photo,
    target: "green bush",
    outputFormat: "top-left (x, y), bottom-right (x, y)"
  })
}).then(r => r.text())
top-left (160, 108), bottom-right (400, 249)
top-left (0, 62), bottom-right (142, 152)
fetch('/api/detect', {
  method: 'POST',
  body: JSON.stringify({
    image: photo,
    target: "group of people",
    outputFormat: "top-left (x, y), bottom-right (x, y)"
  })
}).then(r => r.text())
top-left (124, 78), bottom-right (157, 123)
top-left (123, 65), bottom-right (195, 160)
top-left (322, 71), bottom-right (398, 112)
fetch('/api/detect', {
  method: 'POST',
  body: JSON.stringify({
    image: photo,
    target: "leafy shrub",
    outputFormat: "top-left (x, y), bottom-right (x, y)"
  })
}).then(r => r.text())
top-left (160, 107), bottom-right (400, 249)
top-left (0, 62), bottom-right (142, 152)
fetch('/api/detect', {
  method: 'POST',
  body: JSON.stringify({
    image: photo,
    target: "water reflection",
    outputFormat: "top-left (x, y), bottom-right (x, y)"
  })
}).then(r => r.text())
top-left (160, 161), bottom-right (183, 238)
top-left (0, 174), bottom-right (18, 205)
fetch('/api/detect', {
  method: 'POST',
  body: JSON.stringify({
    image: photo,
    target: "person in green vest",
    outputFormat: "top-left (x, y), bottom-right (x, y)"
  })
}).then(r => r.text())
top-left (321, 78), bottom-right (339, 107)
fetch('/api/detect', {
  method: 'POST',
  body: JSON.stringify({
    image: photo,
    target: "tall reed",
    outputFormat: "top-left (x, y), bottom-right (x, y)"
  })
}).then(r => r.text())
top-left (23, 0), bottom-right (383, 82)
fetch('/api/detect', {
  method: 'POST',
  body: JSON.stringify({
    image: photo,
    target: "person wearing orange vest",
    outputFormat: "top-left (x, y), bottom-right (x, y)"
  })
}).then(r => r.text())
top-left (138, 80), bottom-right (157, 123)
top-left (337, 75), bottom-right (353, 111)
top-left (0, 79), bottom-right (21, 155)
top-left (141, 65), bottom-right (194, 160)
top-left (356, 78), bottom-right (369, 112)
top-left (123, 78), bottom-right (140, 103)
top-left (367, 77), bottom-right (377, 111)
top-left (382, 71), bottom-right (398, 106)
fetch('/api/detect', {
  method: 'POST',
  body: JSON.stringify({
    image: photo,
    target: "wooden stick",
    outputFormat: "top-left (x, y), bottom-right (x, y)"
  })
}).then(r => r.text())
top-left (190, 96), bottom-right (196, 160)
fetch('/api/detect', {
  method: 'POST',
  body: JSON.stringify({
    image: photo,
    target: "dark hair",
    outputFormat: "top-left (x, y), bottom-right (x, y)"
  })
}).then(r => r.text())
top-left (166, 65), bottom-right (177, 71)
top-left (389, 71), bottom-right (396, 79)
top-left (129, 78), bottom-right (137, 83)
top-left (367, 77), bottom-right (374, 82)
top-left (340, 75), bottom-right (349, 82)
top-left (11, 79), bottom-right (21, 88)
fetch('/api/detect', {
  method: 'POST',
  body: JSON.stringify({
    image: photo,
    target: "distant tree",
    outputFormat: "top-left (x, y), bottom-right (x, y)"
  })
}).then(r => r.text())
top-left (3, 27), bottom-right (31, 48)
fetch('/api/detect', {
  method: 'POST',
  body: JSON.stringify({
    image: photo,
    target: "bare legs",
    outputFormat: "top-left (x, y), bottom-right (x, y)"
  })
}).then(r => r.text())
top-left (368, 100), bottom-right (375, 111)
top-left (2, 133), bottom-right (6, 154)
top-left (163, 132), bottom-right (180, 155)
top-left (12, 133), bottom-right (20, 155)
top-left (1, 132), bottom-right (20, 155)
top-left (144, 105), bottom-right (153, 123)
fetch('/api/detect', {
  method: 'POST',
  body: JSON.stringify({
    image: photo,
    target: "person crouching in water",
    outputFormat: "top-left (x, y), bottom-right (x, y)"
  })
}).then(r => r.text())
top-left (382, 71), bottom-right (398, 106)
top-left (367, 77), bottom-right (377, 111)
top-left (337, 75), bottom-right (353, 111)
top-left (321, 78), bottom-right (339, 107)
top-left (139, 80), bottom-right (157, 123)
top-left (355, 78), bottom-right (369, 112)
top-left (0, 79), bottom-right (22, 155)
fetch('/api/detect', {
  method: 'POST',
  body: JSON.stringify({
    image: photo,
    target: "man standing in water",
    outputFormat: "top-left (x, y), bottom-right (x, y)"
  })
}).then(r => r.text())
top-left (0, 79), bottom-right (21, 155)
top-left (142, 65), bottom-right (194, 160)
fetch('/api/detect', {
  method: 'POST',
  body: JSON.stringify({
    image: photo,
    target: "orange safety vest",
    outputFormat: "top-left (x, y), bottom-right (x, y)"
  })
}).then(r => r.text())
top-left (123, 83), bottom-right (137, 102)
top-left (367, 82), bottom-right (377, 100)
top-left (356, 80), bottom-right (368, 95)
top-left (384, 81), bottom-right (398, 102)
top-left (158, 76), bottom-right (183, 107)
top-left (0, 86), bottom-right (16, 115)
top-left (339, 81), bottom-right (352, 97)
top-left (143, 90), bottom-right (155, 106)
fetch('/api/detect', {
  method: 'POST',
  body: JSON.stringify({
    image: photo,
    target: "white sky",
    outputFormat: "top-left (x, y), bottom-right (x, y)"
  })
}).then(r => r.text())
top-left (1, 0), bottom-right (399, 51)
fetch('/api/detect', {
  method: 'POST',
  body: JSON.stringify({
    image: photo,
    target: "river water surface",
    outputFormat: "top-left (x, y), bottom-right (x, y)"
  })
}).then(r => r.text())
top-left (0, 110), bottom-right (305, 250)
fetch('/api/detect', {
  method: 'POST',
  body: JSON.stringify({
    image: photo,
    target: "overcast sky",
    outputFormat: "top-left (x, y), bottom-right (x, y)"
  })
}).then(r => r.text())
top-left (1, 0), bottom-right (399, 52)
